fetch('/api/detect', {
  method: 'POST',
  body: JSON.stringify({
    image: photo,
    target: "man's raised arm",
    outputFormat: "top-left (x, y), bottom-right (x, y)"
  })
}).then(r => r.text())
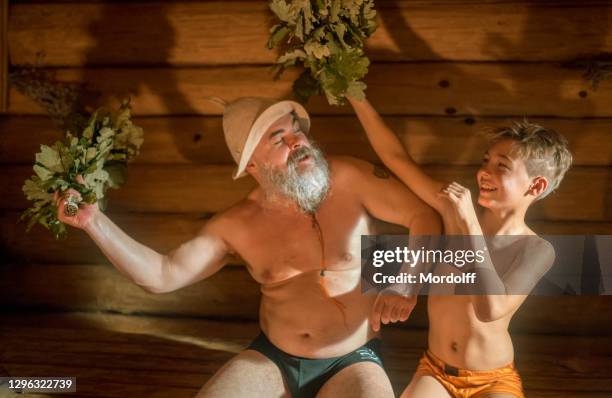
top-left (55, 189), bottom-right (231, 294)
top-left (332, 156), bottom-right (441, 331)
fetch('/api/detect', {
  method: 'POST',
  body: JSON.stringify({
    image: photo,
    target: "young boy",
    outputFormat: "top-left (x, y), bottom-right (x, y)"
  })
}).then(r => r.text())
top-left (349, 97), bottom-right (572, 398)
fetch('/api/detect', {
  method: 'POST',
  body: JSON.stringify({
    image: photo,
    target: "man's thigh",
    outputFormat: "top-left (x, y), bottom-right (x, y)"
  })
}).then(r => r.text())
top-left (401, 374), bottom-right (452, 398)
top-left (316, 361), bottom-right (394, 398)
top-left (196, 349), bottom-right (290, 398)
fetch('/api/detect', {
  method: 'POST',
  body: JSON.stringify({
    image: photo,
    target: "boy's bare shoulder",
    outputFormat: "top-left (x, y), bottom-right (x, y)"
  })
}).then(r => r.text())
top-left (532, 235), bottom-right (555, 259)
top-left (517, 234), bottom-right (556, 269)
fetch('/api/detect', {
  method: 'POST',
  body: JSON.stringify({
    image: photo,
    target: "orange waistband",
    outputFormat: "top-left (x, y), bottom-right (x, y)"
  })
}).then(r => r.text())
top-left (424, 349), bottom-right (516, 378)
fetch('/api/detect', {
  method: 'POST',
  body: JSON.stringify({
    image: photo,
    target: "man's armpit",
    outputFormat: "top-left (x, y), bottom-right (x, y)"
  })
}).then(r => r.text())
top-left (373, 163), bottom-right (391, 179)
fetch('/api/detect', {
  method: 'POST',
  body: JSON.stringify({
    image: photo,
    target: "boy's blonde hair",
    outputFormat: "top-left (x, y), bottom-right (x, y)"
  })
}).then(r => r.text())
top-left (485, 120), bottom-right (573, 200)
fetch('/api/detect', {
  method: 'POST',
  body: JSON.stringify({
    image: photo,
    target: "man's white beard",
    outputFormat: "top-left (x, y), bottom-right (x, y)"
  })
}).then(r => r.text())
top-left (261, 143), bottom-right (330, 214)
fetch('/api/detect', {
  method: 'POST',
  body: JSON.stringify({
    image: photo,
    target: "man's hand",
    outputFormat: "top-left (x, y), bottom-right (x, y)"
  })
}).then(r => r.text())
top-left (437, 182), bottom-right (481, 234)
top-left (370, 289), bottom-right (417, 332)
top-left (53, 175), bottom-right (99, 230)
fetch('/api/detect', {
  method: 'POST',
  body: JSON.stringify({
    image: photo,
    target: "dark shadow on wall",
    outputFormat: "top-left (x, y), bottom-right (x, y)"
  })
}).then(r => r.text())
top-left (367, 0), bottom-right (507, 172)
top-left (373, 1), bottom-right (610, 230)
top-left (483, 1), bottom-right (610, 226)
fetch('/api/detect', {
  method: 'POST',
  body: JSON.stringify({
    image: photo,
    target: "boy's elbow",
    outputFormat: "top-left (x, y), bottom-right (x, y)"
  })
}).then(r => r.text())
top-left (407, 207), bottom-right (442, 234)
top-left (474, 301), bottom-right (506, 323)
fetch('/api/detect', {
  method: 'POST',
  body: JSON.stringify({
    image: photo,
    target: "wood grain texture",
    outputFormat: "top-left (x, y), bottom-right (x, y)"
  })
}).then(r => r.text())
top-left (2, 164), bottom-right (609, 221)
top-left (0, 309), bottom-right (611, 396)
top-left (0, 0), bottom-right (7, 112)
top-left (0, 263), bottom-right (260, 319)
top-left (7, 2), bottom-right (612, 66)
top-left (6, 63), bottom-right (609, 117)
top-left (1, 115), bottom-right (610, 166)
top-left (2, 210), bottom-right (610, 266)
top-left (2, 264), bottom-right (612, 336)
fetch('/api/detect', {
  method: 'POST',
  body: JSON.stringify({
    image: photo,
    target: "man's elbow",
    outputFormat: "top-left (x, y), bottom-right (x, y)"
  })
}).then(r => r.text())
top-left (138, 255), bottom-right (174, 294)
top-left (139, 282), bottom-right (168, 294)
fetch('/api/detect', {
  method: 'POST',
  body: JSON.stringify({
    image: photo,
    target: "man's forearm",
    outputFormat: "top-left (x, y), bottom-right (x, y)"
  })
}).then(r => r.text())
top-left (395, 210), bottom-right (442, 296)
top-left (85, 211), bottom-right (166, 292)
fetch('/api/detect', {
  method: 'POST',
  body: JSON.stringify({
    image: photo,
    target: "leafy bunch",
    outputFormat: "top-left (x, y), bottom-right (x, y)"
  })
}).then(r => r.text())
top-left (21, 101), bottom-right (144, 239)
top-left (267, 0), bottom-right (377, 105)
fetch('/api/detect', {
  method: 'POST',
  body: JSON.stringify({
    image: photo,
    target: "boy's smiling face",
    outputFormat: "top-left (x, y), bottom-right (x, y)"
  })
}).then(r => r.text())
top-left (476, 138), bottom-right (545, 210)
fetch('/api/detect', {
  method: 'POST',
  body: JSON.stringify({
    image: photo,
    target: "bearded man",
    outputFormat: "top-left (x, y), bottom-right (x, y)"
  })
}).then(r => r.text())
top-left (54, 97), bottom-right (441, 398)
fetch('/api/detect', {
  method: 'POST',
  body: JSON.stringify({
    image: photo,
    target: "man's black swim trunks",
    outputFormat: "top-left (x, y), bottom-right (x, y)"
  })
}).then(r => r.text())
top-left (247, 332), bottom-right (385, 398)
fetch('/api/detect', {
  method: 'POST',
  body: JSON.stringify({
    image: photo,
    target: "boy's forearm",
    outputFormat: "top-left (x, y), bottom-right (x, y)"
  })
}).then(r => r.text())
top-left (349, 97), bottom-right (445, 211)
top-left (85, 211), bottom-right (166, 292)
top-left (349, 97), bottom-right (415, 166)
top-left (465, 235), bottom-right (509, 321)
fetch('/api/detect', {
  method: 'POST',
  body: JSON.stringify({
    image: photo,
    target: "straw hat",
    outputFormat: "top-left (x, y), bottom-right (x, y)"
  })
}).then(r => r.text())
top-left (212, 97), bottom-right (310, 179)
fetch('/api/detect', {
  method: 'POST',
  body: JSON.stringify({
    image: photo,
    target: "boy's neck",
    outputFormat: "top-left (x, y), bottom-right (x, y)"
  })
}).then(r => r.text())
top-left (478, 205), bottom-right (529, 235)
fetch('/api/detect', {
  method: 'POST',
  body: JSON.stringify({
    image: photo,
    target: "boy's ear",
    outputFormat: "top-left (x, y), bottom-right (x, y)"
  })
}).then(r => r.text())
top-left (527, 176), bottom-right (548, 198)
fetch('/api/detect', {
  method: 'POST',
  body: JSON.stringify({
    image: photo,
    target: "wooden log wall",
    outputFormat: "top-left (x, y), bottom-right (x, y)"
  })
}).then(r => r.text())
top-left (1, 1), bottom-right (611, 336)
top-left (0, 0), bottom-right (7, 112)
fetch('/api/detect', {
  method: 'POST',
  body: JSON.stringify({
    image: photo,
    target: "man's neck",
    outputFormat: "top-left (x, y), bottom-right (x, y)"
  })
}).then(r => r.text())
top-left (259, 187), bottom-right (309, 216)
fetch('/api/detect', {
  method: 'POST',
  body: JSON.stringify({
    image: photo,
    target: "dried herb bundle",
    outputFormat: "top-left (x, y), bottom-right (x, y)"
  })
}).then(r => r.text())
top-left (267, 0), bottom-right (377, 105)
top-left (21, 101), bottom-right (144, 239)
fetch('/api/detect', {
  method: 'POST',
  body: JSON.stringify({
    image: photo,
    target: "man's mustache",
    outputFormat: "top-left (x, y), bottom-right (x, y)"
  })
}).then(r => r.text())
top-left (288, 146), bottom-right (312, 166)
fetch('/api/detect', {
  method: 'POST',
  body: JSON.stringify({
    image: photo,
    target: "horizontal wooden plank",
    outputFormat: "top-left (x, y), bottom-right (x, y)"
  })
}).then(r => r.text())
top-left (1, 115), bottom-right (610, 166)
top-left (1, 211), bottom-right (209, 266)
top-left (2, 264), bottom-right (612, 335)
top-left (8, 2), bottom-right (612, 66)
top-left (3, 312), bottom-right (612, 396)
top-left (0, 0), bottom-right (7, 112)
top-left (1, 312), bottom-right (612, 397)
top-left (2, 210), bottom-right (611, 266)
top-left (0, 263), bottom-right (260, 319)
top-left (1, 315), bottom-right (612, 398)
top-left (7, 63), bottom-right (609, 117)
top-left (2, 164), bottom-right (609, 221)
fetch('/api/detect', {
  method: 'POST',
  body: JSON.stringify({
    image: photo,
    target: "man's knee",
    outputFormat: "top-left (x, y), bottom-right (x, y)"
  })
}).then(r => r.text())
top-left (317, 361), bottom-right (394, 398)
top-left (197, 350), bottom-right (289, 398)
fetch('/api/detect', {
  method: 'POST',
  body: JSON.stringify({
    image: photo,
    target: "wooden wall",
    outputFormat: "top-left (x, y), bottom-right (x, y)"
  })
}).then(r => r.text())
top-left (1, 1), bottom-right (611, 337)
top-left (0, 0), bottom-right (7, 112)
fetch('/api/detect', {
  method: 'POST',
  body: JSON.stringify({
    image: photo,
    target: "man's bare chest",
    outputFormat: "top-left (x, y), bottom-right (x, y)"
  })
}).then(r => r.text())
top-left (231, 202), bottom-right (369, 284)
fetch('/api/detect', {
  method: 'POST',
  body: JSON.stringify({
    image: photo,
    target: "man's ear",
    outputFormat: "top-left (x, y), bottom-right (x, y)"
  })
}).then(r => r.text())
top-left (245, 161), bottom-right (258, 177)
top-left (527, 176), bottom-right (548, 198)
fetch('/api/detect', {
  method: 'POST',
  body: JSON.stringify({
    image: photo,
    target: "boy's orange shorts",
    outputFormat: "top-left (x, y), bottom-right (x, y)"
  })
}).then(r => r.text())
top-left (414, 350), bottom-right (525, 398)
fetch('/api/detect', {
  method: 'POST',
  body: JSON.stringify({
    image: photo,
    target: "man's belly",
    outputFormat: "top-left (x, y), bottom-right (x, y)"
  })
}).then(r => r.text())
top-left (428, 296), bottom-right (515, 370)
top-left (258, 268), bottom-right (378, 358)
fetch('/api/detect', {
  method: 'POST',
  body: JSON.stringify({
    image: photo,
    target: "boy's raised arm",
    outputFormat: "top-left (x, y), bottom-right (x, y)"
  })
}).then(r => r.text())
top-left (348, 97), bottom-right (447, 214)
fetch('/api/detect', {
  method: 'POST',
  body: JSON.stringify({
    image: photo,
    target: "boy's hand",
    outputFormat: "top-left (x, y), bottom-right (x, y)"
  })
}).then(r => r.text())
top-left (437, 182), bottom-right (480, 234)
top-left (370, 289), bottom-right (417, 332)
